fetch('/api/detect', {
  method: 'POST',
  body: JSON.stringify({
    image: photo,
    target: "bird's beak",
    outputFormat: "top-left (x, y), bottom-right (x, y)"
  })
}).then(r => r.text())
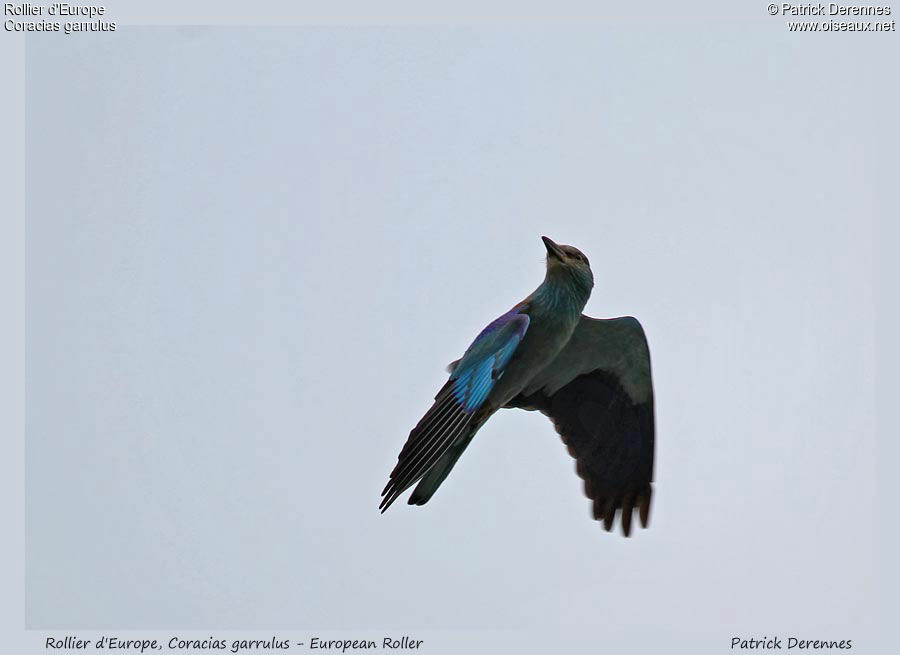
top-left (542, 236), bottom-right (565, 261)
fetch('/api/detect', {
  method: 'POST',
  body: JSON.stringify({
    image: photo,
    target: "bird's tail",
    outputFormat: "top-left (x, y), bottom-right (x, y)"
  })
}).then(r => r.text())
top-left (407, 432), bottom-right (476, 506)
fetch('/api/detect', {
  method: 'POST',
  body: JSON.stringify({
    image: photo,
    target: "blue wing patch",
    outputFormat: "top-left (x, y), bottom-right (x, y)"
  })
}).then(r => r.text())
top-left (449, 306), bottom-right (530, 412)
top-left (379, 304), bottom-right (530, 512)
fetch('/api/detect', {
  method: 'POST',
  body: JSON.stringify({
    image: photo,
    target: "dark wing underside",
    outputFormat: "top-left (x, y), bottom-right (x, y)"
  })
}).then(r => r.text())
top-left (506, 316), bottom-right (655, 536)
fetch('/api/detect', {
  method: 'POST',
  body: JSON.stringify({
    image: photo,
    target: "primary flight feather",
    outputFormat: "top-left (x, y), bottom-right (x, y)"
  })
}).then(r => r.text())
top-left (380, 236), bottom-right (655, 536)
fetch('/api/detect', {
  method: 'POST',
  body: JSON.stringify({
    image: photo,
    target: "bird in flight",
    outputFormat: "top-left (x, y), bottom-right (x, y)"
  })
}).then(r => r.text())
top-left (380, 236), bottom-right (655, 536)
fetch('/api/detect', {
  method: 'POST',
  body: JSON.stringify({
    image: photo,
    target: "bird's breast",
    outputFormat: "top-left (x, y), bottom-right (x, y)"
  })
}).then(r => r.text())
top-left (486, 311), bottom-right (580, 409)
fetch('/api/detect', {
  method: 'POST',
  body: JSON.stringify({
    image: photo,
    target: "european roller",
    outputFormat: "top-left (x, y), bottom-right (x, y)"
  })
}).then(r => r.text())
top-left (380, 236), bottom-right (655, 536)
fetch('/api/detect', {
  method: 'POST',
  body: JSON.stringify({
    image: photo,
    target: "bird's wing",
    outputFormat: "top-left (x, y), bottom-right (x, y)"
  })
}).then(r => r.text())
top-left (506, 316), bottom-right (654, 536)
top-left (380, 305), bottom-right (531, 511)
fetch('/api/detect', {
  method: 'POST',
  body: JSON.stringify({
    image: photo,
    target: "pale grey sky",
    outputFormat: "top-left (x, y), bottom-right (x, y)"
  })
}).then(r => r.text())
top-left (24, 23), bottom-right (896, 652)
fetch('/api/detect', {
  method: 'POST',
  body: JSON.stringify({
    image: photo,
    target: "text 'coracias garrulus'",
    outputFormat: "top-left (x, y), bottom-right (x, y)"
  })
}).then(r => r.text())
top-left (380, 236), bottom-right (655, 536)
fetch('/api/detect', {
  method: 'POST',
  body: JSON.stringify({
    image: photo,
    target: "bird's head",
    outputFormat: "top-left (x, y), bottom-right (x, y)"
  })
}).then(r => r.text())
top-left (542, 235), bottom-right (594, 293)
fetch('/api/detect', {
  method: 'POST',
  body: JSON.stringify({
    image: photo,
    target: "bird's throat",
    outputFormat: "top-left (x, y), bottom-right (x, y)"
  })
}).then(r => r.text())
top-left (532, 270), bottom-right (591, 320)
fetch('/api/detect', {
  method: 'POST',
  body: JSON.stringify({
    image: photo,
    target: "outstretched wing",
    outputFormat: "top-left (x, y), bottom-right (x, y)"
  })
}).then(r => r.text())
top-left (506, 316), bottom-right (654, 536)
top-left (380, 305), bottom-right (531, 511)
